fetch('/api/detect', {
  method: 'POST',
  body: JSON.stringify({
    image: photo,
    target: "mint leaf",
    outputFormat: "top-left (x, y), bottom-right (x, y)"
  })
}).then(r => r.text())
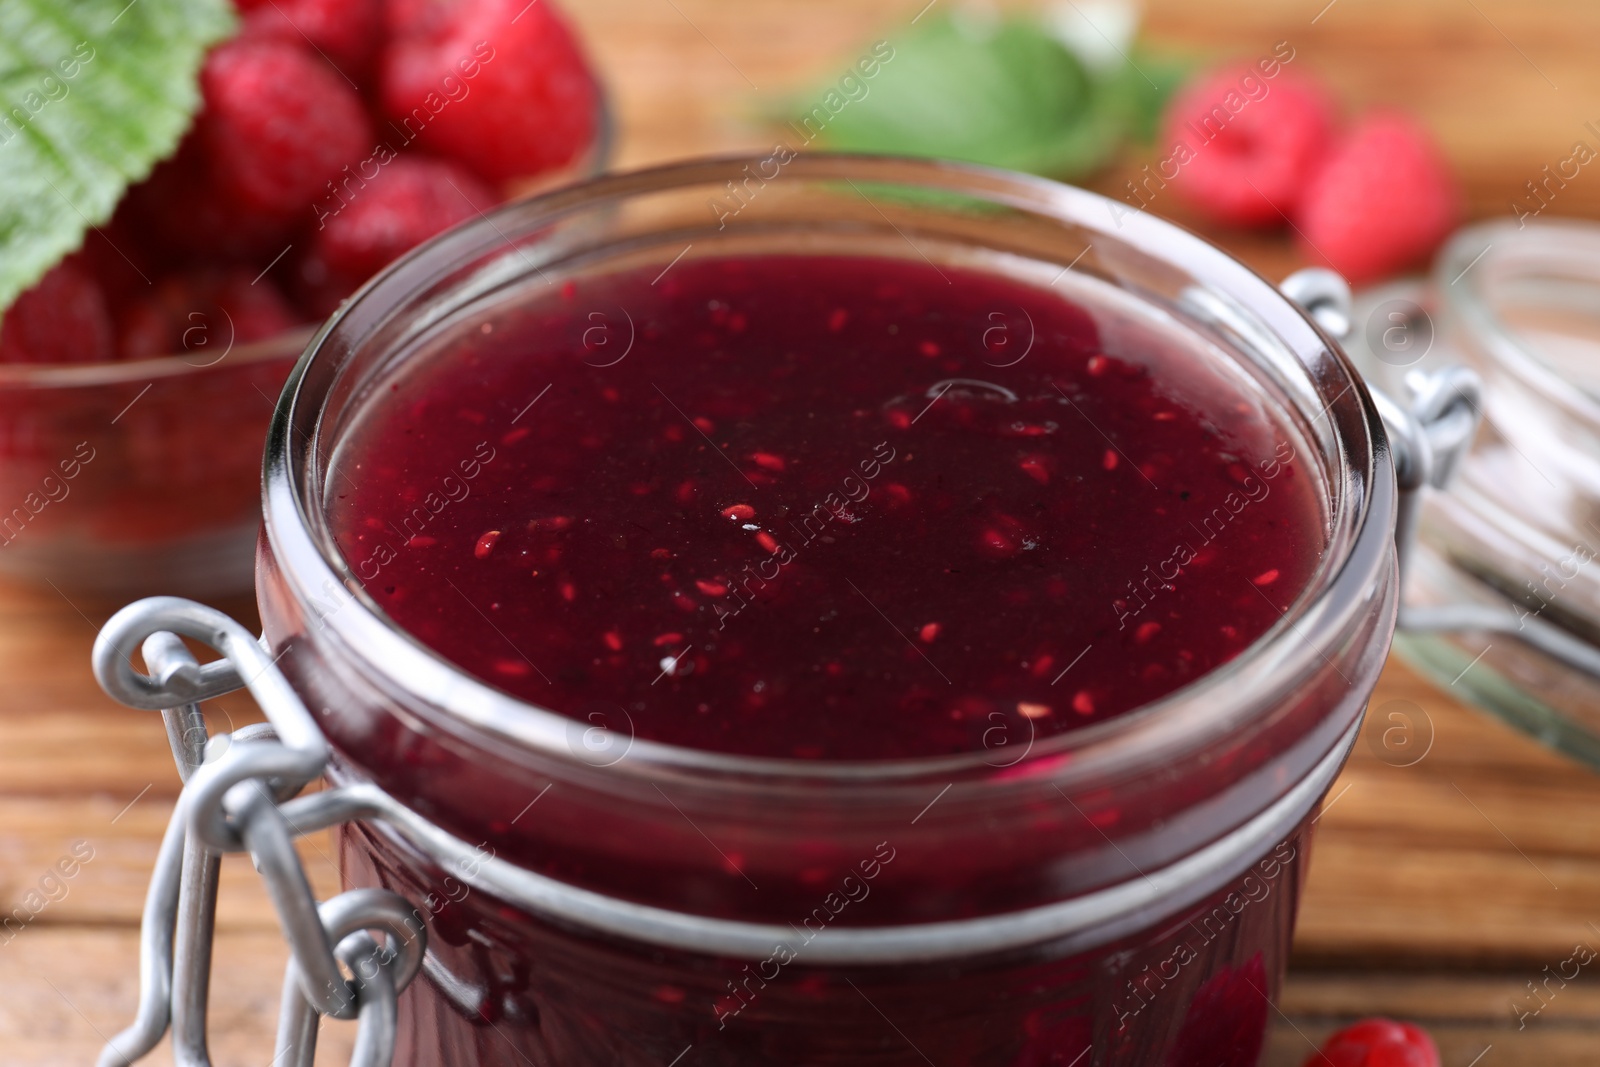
top-left (0, 0), bottom-right (235, 310)
top-left (799, 14), bottom-right (1180, 180)
top-left (1105, 49), bottom-right (1189, 144)
top-left (805, 18), bottom-right (1090, 175)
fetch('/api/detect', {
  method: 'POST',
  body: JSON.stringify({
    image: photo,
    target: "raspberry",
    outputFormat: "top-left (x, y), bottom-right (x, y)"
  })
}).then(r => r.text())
top-left (292, 157), bottom-right (492, 320)
top-left (1303, 1018), bottom-right (1440, 1067)
top-left (115, 268), bottom-right (297, 361)
top-left (311, 156), bottom-right (493, 279)
top-left (237, 0), bottom-right (384, 79)
top-left (0, 256), bottom-right (115, 364)
top-left (381, 0), bottom-right (599, 182)
top-left (121, 134), bottom-right (299, 262)
top-left (115, 300), bottom-right (172, 361)
top-left (80, 213), bottom-right (167, 308)
top-left (1296, 112), bottom-right (1461, 285)
top-left (213, 271), bottom-right (299, 344)
top-left (1162, 66), bottom-right (1336, 226)
top-left (199, 39), bottom-right (373, 219)
top-left (287, 251), bottom-right (362, 321)
top-left (382, 0), bottom-right (450, 36)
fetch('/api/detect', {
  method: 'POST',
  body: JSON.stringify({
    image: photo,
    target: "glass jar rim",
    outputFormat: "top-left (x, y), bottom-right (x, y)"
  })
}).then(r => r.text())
top-left (1437, 216), bottom-right (1600, 427)
top-left (0, 326), bottom-right (310, 388)
top-left (261, 152), bottom-right (1396, 787)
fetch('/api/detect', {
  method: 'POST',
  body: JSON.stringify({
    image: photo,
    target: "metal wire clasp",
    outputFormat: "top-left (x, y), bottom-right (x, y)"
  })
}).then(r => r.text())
top-left (1280, 269), bottom-right (1600, 681)
top-left (91, 599), bottom-right (426, 1067)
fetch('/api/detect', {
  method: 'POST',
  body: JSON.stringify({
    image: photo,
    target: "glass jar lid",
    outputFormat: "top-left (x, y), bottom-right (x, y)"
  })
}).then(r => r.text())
top-left (1348, 217), bottom-right (1600, 766)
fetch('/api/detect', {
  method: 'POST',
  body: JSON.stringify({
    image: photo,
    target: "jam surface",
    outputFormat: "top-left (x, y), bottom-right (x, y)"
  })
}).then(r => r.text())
top-left (328, 254), bottom-right (1324, 759)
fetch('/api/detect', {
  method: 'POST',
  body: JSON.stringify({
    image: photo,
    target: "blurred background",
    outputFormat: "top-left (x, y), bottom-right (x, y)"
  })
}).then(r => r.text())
top-left (5, 0), bottom-right (1600, 1063)
top-left (599, 0), bottom-right (1600, 258)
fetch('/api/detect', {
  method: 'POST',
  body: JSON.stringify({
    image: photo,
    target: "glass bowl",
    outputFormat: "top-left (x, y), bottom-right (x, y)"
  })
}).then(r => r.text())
top-left (0, 330), bottom-right (309, 597)
top-left (0, 89), bottom-right (615, 599)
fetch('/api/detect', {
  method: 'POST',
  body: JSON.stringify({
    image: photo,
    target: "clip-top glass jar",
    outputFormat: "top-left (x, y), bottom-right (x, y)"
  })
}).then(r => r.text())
top-left (254, 155), bottom-right (1397, 1065)
top-left (1348, 217), bottom-right (1600, 768)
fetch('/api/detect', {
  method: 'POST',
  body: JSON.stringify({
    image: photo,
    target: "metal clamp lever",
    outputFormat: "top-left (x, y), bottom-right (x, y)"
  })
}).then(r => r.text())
top-left (1281, 269), bottom-right (1600, 681)
top-left (90, 599), bottom-right (426, 1067)
top-left (87, 602), bottom-right (1351, 1062)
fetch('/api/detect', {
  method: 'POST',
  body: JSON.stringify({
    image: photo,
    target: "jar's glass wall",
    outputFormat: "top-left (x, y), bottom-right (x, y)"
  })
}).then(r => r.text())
top-left (258, 156), bottom-right (1396, 1065)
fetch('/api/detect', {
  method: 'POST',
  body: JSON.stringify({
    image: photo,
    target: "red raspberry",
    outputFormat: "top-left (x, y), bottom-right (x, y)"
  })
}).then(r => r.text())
top-left (1162, 65), bottom-right (1336, 227)
top-left (0, 256), bottom-right (115, 364)
top-left (1303, 1018), bottom-right (1440, 1067)
top-left (199, 39), bottom-right (373, 219)
top-left (213, 271), bottom-right (300, 344)
top-left (294, 156), bottom-right (493, 319)
top-left (121, 134), bottom-right (299, 262)
top-left (312, 156), bottom-right (493, 279)
top-left (80, 213), bottom-right (167, 308)
top-left (115, 268), bottom-right (297, 361)
top-left (1296, 112), bottom-right (1461, 285)
top-left (288, 252), bottom-right (361, 322)
top-left (382, 0), bottom-right (449, 36)
top-left (237, 0), bottom-right (384, 79)
top-left (115, 299), bottom-right (174, 361)
top-left (381, 0), bottom-right (599, 182)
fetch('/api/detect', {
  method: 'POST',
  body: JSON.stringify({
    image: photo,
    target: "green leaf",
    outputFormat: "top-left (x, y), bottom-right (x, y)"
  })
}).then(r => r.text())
top-left (1106, 48), bottom-right (1190, 145)
top-left (799, 14), bottom-right (1183, 181)
top-left (0, 0), bottom-right (235, 311)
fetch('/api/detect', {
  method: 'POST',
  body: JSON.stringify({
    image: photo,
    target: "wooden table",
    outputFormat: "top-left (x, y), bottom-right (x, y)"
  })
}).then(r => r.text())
top-left (7, 1), bottom-right (1600, 1063)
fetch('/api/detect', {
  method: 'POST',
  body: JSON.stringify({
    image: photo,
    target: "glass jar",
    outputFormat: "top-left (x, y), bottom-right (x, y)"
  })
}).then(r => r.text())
top-left (255, 155), bottom-right (1397, 1065)
top-left (1347, 217), bottom-right (1600, 768)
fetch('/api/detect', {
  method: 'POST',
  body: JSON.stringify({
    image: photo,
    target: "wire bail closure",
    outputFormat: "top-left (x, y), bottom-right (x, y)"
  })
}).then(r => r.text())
top-left (1279, 268), bottom-right (1600, 681)
top-left (90, 599), bottom-right (425, 1067)
top-left (91, 595), bottom-right (1362, 1065)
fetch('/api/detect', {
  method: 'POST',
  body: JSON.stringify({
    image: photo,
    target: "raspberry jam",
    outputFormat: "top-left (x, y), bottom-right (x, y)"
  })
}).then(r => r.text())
top-left (258, 157), bottom-right (1397, 1067)
top-left (327, 255), bottom-right (1323, 760)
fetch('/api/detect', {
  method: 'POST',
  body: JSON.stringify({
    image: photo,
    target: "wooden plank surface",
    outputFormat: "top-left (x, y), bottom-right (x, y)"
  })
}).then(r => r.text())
top-left (6, 0), bottom-right (1600, 1063)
